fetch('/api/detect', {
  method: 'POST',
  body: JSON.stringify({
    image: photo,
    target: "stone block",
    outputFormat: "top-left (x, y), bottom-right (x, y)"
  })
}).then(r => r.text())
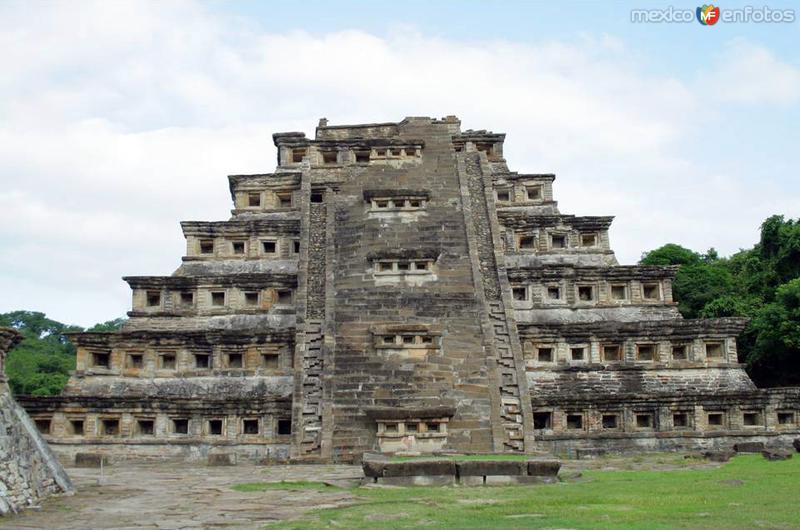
top-left (527, 460), bottom-right (561, 477)
top-left (381, 459), bottom-right (456, 477)
top-left (207, 453), bottom-right (236, 466)
top-left (456, 460), bottom-right (525, 476)
top-left (485, 475), bottom-right (549, 485)
top-left (762, 449), bottom-right (792, 461)
top-left (733, 442), bottom-right (764, 453)
top-left (702, 450), bottom-right (735, 462)
top-left (458, 475), bottom-right (485, 486)
top-left (576, 448), bottom-right (606, 459)
top-left (74, 453), bottom-right (108, 468)
top-left (361, 459), bottom-right (386, 478)
top-left (377, 475), bottom-right (456, 486)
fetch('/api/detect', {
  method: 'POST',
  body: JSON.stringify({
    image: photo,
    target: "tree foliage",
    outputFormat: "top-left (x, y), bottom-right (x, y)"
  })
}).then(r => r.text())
top-left (639, 243), bottom-right (702, 267)
top-left (87, 318), bottom-right (128, 333)
top-left (0, 311), bottom-right (125, 396)
top-left (747, 278), bottom-right (800, 386)
top-left (640, 215), bottom-right (800, 387)
top-left (641, 244), bottom-right (733, 319)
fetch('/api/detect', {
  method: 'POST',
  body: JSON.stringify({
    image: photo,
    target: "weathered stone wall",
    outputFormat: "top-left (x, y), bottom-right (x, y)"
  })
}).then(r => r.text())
top-left (530, 387), bottom-right (800, 456)
top-left (457, 148), bottom-right (534, 452)
top-left (324, 118), bottom-right (497, 459)
top-left (0, 328), bottom-right (72, 515)
top-left (20, 393), bottom-right (293, 463)
top-left (528, 367), bottom-right (756, 397)
top-left (21, 116), bottom-right (800, 463)
top-left (25, 327), bottom-right (295, 462)
top-left (290, 162), bottom-right (331, 460)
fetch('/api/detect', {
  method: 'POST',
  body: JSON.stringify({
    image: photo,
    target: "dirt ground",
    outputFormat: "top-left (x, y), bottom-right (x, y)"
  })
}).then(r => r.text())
top-left (0, 463), bottom-right (363, 530)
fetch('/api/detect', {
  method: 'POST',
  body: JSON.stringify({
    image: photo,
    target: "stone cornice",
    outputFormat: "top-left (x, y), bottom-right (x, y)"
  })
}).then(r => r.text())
top-left (508, 265), bottom-right (679, 282)
top-left (518, 317), bottom-right (749, 340)
top-left (363, 189), bottom-right (431, 200)
top-left (498, 212), bottom-right (614, 231)
top-left (180, 219), bottom-right (300, 237)
top-left (67, 328), bottom-right (295, 347)
top-left (123, 272), bottom-right (297, 289)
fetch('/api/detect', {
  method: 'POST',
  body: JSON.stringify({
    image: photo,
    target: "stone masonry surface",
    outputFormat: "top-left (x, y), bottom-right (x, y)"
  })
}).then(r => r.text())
top-left (0, 328), bottom-right (73, 516)
top-left (19, 116), bottom-right (800, 462)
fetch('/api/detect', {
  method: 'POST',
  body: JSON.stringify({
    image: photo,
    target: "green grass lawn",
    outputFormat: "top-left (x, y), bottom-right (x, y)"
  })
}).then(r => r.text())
top-left (257, 454), bottom-right (799, 529)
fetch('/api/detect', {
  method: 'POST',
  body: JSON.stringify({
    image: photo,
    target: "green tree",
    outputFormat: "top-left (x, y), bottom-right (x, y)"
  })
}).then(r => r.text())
top-left (641, 245), bottom-right (737, 319)
top-left (671, 262), bottom-right (736, 319)
top-left (698, 295), bottom-right (759, 319)
top-left (752, 216), bottom-right (800, 300)
top-left (87, 318), bottom-right (127, 332)
top-left (0, 310), bottom-right (83, 354)
top-left (747, 278), bottom-right (800, 386)
top-left (639, 243), bottom-right (701, 267)
top-left (640, 216), bottom-right (799, 386)
top-left (0, 311), bottom-right (125, 396)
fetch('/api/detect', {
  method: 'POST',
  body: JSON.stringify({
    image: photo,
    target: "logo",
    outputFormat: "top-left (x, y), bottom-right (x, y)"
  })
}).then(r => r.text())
top-left (697, 4), bottom-right (721, 25)
top-left (632, 4), bottom-right (794, 24)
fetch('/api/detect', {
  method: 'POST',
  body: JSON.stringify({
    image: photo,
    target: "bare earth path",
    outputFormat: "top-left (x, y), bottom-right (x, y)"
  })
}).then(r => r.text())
top-left (0, 463), bottom-right (362, 530)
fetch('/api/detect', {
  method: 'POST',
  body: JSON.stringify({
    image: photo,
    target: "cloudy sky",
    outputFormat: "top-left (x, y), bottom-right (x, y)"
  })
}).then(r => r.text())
top-left (1, 0), bottom-right (798, 327)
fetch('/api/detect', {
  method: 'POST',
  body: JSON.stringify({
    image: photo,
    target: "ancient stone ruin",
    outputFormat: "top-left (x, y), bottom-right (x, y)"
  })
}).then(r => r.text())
top-left (362, 456), bottom-right (561, 486)
top-left (0, 328), bottom-right (72, 515)
top-left (20, 117), bottom-right (800, 463)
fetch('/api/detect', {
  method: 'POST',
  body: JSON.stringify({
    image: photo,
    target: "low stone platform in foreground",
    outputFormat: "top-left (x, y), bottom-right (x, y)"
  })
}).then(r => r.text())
top-left (362, 457), bottom-right (561, 485)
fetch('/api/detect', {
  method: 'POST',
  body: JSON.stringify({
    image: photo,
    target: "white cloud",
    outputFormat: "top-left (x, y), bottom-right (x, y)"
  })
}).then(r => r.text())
top-left (0, 1), bottom-right (797, 325)
top-left (702, 39), bottom-right (800, 104)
